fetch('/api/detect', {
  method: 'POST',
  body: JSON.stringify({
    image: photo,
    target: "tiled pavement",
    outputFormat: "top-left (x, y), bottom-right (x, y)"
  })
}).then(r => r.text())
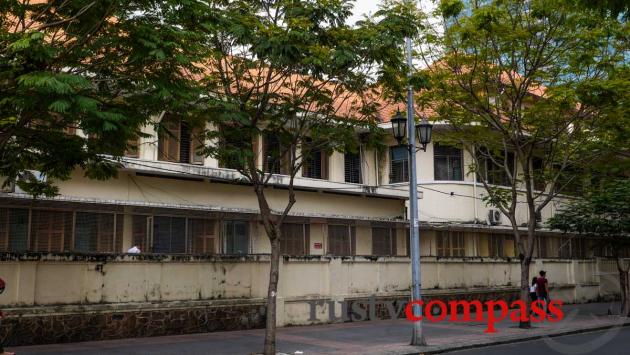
top-left (9, 303), bottom-right (630, 355)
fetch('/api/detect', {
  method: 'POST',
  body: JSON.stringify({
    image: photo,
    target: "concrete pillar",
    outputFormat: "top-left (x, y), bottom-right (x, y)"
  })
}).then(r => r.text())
top-left (205, 122), bottom-right (219, 168)
top-left (355, 223), bottom-right (371, 255)
top-left (309, 220), bottom-right (326, 256)
top-left (122, 206), bottom-right (134, 252)
top-left (328, 151), bottom-right (345, 182)
top-left (139, 119), bottom-right (159, 161)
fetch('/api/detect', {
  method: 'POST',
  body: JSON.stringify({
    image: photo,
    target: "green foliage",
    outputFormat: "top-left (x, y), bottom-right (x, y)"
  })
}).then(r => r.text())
top-left (548, 179), bottom-right (630, 250)
top-left (196, 0), bottom-right (424, 182)
top-left (0, 0), bottom-right (207, 196)
top-left (421, 0), bottom-right (629, 211)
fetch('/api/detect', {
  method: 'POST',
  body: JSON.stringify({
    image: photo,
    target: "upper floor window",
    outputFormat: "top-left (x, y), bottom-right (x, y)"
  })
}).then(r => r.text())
top-left (476, 148), bottom-right (515, 186)
top-left (344, 151), bottom-right (362, 184)
top-left (434, 143), bottom-right (463, 181)
top-left (372, 227), bottom-right (396, 256)
top-left (281, 223), bottom-right (309, 256)
top-left (264, 132), bottom-right (291, 175)
top-left (125, 138), bottom-right (140, 158)
top-left (302, 139), bottom-right (328, 179)
top-left (158, 117), bottom-right (204, 165)
top-left (437, 231), bottom-right (465, 257)
top-left (389, 146), bottom-right (409, 183)
top-left (532, 157), bottom-right (546, 191)
top-left (554, 167), bottom-right (584, 196)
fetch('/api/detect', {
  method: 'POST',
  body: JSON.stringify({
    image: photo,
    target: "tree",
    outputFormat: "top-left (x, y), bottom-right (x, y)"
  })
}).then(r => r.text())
top-left (190, 1), bottom-right (423, 353)
top-left (0, 0), bottom-right (206, 196)
top-left (548, 179), bottom-right (630, 316)
top-left (418, 0), bottom-right (628, 328)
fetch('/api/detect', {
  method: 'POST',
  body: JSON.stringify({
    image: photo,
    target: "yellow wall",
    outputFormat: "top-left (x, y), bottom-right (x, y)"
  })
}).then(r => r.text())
top-left (0, 256), bottom-right (619, 325)
top-left (55, 171), bottom-right (405, 221)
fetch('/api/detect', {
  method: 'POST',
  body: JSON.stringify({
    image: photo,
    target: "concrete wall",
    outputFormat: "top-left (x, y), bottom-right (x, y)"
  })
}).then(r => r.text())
top-left (0, 254), bottom-right (621, 326)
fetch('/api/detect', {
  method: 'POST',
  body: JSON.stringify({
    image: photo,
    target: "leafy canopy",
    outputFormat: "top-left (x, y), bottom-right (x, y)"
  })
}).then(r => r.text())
top-left (0, 0), bottom-right (207, 195)
top-left (192, 0), bottom-right (425, 183)
top-left (548, 179), bottom-right (630, 250)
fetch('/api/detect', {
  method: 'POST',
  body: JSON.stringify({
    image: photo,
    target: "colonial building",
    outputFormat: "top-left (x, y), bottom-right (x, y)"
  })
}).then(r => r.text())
top-left (0, 111), bottom-right (622, 345)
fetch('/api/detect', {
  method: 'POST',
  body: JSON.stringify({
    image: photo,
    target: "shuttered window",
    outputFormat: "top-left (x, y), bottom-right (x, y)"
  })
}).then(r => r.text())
top-left (224, 220), bottom-right (249, 255)
top-left (264, 133), bottom-right (291, 175)
top-left (158, 117), bottom-right (204, 165)
top-left (389, 146), bottom-right (408, 183)
top-left (153, 216), bottom-right (186, 254)
top-left (281, 223), bottom-right (309, 255)
top-left (437, 231), bottom-right (465, 257)
top-left (302, 139), bottom-right (328, 179)
top-left (488, 234), bottom-right (504, 257)
top-left (538, 237), bottom-right (548, 257)
top-left (218, 127), bottom-right (247, 170)
top-left (344, 152), bottom-right (362, 184)
top-left (434, 143), bottom-right (463, 181)
top-left (372, 227), bottom-right (396, 256)
top-left (158, 118), bottom-right (181, 162)
top-left (74, 212), bottom-right (121, 253)
top-left (125, 138), bottom-right (140, 158)
top-left (131, 215), bottom-right (149, 252)
top-left (327, 225), bottom-right (355, 256)
top-left (0, 208), bottom-right (29, 252)
top-left (30, 210), bottom-right (73, 252)
top-left (189, 218), bottom-right (216, 254)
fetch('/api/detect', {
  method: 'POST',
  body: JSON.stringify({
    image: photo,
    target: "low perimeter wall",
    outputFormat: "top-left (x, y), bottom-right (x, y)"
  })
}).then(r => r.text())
top-left (0, 253), bottom-right (621, 345)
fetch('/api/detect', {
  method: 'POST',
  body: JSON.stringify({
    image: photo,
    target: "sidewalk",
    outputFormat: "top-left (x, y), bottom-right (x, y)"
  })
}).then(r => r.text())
top-left (9, 303), bottom-right (630, 355)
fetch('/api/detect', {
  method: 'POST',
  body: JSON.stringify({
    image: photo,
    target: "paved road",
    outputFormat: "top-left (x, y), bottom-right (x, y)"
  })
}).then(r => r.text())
top-left (7, 303), bottom-right (627, 355)
top-left (448, 327), bottom-right (630, 355)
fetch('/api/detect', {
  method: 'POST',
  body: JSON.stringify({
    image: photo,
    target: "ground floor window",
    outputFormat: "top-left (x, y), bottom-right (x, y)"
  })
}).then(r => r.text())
top-left (327, 224), bottom-right (355, 256)
top-left (153, 216), bottom-right (187, 254)
top-left (74, 212), bottom-right (123, 253)
top-left (224, 220), bottom-right (249, 255)
top-left (488, 234), bottom-right (504, 258)
top-left (0, 208), bottom-right (29, 252)
top-left (30, 210), bottom-right (73, 252)
top-left (189, 218), bottom-right (216, 254)
top-left (281, 223), bottom-right (309, 256)
top-left (437, 231), bottom-right (465, 257)
top-left (372, 227), bottom-right (396, 256)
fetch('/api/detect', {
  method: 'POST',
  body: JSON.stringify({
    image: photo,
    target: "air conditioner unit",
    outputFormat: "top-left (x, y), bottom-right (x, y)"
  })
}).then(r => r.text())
top-left (0, 180), bottom-right (15, 193)
top-left (487, 209), bottom-right (502, 226)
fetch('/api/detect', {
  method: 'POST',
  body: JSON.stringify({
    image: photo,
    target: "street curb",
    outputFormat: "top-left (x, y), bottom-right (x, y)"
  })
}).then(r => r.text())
top-left (398, 320), bottom-right (630, 354)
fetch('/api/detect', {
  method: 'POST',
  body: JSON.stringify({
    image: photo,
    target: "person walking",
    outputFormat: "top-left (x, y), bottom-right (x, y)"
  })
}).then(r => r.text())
top-left (529, 277), bottom-right (538, 302)
top-left (536, 270), bottom-right (550, 314)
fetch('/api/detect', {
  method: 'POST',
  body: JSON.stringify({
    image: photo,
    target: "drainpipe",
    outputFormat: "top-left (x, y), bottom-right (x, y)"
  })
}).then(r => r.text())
top-left (472, 145), bottom-right (478, 223)
top-left (375, 149), bottom-right (380, 186)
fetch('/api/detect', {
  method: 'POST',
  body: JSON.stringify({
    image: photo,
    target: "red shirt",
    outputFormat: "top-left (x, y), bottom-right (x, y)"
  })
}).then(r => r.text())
top-left (536, 277), bottom-right (548, 293)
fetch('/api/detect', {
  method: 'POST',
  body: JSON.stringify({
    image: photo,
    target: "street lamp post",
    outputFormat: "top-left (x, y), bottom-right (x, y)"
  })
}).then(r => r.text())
top-left (391, 96), bottom-right (433, 346)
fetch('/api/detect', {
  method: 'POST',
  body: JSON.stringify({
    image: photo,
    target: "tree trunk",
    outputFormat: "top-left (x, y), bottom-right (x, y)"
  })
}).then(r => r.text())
top-left (263, 234), bottom-right (281, 355)
top-left (617, 258), bottom-right (630, 317)
top-left (519, 257), bottom-right (532, 328)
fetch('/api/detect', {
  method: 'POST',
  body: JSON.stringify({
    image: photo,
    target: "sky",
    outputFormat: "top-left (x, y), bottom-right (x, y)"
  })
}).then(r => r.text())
top-left (348, 1), bottom-right (438, 25)
top-left (349, 0), bottom-right (381, 24)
